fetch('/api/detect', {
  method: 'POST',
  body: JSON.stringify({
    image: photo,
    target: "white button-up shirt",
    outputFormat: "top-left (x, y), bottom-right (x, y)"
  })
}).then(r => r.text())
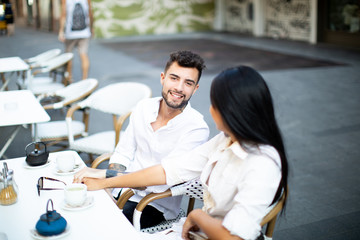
top-left (162, 132), bottom-right (282, 239)
top-left (110, 97), bottom-right (209, 219)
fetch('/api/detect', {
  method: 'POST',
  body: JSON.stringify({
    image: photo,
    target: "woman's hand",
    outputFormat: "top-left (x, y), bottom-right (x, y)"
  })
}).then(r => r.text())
top-left (182, 209), bottom-right (201, 240)
top-left (181, 209), bottom-right (242, 240)
top-left (73, 167), bottom-right (106, 183)
top-left (81, 177), bottom-right (106, 191)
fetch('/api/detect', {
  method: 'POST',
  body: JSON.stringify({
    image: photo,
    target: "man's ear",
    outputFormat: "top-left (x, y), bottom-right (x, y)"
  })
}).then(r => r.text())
top-left (192, 84), bottom-right (200, 94)
top-left (160, 72), bottom-right (165, 85)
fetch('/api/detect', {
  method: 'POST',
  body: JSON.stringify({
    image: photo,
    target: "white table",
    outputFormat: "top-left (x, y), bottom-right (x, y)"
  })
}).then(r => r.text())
top-left (0, 90), bottom-right (50, 159)
top-left (0, 151), bottom-right (142, 240)
top-left (0, 57), bottom-right (29, 91)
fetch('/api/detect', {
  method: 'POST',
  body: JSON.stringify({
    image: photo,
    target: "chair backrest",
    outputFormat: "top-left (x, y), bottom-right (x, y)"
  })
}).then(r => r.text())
top-left (66, 82), bottom-right (152, 149)
top-left (39, 53), bottom-right (74, 72)
top-left (40, 78), bottom-right (99, 110)
top-left (260, 187), bottom-right (288, 239)
top-left (78, 82), bottom-right (152, 116)
top-left (25, 49), bottom-right (61, 68)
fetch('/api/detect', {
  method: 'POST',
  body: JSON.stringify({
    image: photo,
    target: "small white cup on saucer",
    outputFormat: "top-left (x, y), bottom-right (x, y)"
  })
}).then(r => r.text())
top-left (56, 153), bottom-right (75, 172)
top-left (64, 183), bottom-right (87, 207)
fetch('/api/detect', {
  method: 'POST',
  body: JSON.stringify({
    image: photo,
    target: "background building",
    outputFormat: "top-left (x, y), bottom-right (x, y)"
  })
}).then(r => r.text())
top-left (12, 0), bottom-right (360, 48)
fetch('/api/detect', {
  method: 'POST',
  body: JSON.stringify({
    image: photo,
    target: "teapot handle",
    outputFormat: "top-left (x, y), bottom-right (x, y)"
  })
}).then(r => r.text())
top-left (25, 142), bottom-right (47, 155)
top-left (46, 199), bottom-right (54, 213)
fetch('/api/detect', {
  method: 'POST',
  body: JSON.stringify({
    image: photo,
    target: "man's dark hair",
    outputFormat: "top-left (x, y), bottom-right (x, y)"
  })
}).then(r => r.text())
top-left (164, 50), bottom-right (206, 83)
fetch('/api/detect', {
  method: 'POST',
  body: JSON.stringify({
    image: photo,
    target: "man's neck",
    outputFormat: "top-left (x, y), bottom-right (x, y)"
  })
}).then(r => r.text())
top-left (151, 99), bottom-right (185, 131)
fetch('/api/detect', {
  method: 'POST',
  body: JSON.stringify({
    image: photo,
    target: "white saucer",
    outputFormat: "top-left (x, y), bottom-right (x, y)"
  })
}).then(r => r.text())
top-left (30, 225), bottom-right (70, 239)
top-left (53, 164), bottom-right (82, 176)
top-left (23, 159), bottom-right (52, 169)
top-left (61, 196), bottom-right (94, 211)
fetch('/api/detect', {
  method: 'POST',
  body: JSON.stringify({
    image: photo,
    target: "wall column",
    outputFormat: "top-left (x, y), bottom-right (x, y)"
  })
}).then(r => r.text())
top-left (253, 0), bottom-right (265, 36)
top-left (214, 0), bottom-right (225, 31)
top-left (310, 0), bottom-right (318, 44)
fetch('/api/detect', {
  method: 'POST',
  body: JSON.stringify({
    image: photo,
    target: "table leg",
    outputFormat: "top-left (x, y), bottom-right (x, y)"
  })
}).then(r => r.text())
top-left (1, 73), bottom-right (9, 91)
top-left (1, 72), bottom-right (16, 91)
top-left (0, 126), bottom-right (22, 159)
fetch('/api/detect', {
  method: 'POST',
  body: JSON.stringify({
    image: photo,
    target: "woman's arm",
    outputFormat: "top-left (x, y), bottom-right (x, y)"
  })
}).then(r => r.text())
top-left (74, 165), bottom-right (167, 191)
top-left (182, 209), bottom-right (243, 240)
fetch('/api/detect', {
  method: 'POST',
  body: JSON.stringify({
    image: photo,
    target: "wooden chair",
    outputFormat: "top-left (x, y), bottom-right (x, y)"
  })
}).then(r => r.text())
top-left (23, 53), bottom-right (74, 95)
top-left (119, 181), bottom-right (287, 239)
top-left (66, 82), bottom-right (151, 160)
top-left (24, 49), bottom-right (61, 69)
top-left (91, 154), bottom-right (287, 239)
top-left (90, 153), bottom-right (201, 233)
top-left (33, 78), bottom-right (99, 150)
top-left (260, 187), bottom-right (288, 240)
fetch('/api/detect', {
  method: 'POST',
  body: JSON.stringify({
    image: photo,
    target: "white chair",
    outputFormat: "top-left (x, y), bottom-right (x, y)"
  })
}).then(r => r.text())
top-left (66, 82), bottom-right (152, 158)
top-left (24, 49), bottom-right (62, 69)
top-left (33, 78), bottom-right (99, 149)
top-left (24, 53), bottom-right (74, 95)
top-left (116, 178), bottom-right (203, 233)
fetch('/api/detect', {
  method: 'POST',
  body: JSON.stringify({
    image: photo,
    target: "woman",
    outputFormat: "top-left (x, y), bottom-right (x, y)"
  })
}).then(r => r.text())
top-left (74, 66), bottom-right (288, 240)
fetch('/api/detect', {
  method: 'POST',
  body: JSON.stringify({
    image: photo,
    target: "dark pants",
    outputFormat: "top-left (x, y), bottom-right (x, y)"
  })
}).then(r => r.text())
top-left (122, 200), bottom-right (166, 229)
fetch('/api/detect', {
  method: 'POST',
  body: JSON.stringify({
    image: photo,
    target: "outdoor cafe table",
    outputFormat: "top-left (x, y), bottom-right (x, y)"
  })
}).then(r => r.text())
top-left (0, 90), bottom-right (50, 159)
top-left (0, 151), bottom-right (142, 240)
top-left (0, 57), bottom-right (29, 91)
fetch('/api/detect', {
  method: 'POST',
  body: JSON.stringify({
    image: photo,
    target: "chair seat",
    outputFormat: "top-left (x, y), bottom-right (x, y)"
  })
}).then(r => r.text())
top-left (18, 76), bottom-right (54, 90)
top-left (37, 121), bottom-right (85, 140)
top-left (70, 131), bottom-right (119, 155)
top-left (31, 76), bottom-right (54, 84)
top-left (30, 81), bottom-right (65, 95)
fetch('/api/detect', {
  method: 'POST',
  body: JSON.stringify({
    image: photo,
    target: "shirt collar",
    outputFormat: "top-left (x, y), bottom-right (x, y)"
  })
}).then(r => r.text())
top-left (219, 135), bottom-right (249, 160)
top-left (148, 97), bottom-right (162, 122)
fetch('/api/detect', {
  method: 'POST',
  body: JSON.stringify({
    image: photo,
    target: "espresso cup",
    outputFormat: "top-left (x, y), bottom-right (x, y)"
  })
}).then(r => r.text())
top-left (64, 183), bottom-right (87, 207)
top-left (56, 153), bottom-right (75, 172)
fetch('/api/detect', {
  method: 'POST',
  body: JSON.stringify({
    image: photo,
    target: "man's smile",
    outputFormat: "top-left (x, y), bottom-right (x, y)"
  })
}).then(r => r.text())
top-left (169, 91), bottom-right (184, 99)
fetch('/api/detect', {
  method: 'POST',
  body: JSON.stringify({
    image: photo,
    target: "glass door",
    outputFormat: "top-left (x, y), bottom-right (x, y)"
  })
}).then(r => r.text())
top-left (318, 0), bottom-right (360, 48)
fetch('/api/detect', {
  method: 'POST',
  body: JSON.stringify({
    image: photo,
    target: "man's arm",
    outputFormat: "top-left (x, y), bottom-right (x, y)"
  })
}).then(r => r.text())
top-left (58, 0), bottom-right (66, 42)
top-left (87, 0), bottom-right (94, 36)
top-left (106, 163), bottom-right (127, 178)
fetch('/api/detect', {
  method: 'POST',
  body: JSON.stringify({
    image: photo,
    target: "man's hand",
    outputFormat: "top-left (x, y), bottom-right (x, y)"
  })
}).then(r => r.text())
top-left (58, 31), bottom-right (65, 42)
top-left (73, 167), bottom-right (106, 183)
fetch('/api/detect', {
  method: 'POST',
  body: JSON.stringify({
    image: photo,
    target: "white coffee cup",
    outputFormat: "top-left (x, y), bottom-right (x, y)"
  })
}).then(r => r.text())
top-left (64, 183), bottom-right (87, 207)
top-left (56, 153), bottom-right (75, 172)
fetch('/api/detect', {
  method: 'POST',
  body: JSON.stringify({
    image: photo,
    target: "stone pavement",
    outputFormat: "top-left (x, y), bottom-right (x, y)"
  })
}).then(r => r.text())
top-left (1, 25), bottom-right (360, 239)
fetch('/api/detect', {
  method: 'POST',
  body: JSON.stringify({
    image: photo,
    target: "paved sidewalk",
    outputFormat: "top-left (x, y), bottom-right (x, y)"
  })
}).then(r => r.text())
top-left (1, 25), bottom-right (360, 239)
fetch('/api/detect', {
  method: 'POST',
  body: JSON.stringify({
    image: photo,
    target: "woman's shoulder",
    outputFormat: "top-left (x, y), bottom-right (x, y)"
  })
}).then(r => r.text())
top-left (247, 144), bottom-right (281, 168)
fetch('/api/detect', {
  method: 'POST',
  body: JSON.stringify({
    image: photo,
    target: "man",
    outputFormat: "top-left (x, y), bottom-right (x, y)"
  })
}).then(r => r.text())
top-left (58, 0), bottom-right (93, 82)
top-left (75, 50), bottom-right (209, 229)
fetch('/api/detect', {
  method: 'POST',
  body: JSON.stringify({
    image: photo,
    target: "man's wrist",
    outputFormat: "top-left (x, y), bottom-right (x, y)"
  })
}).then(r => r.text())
top-left (106, 169), bottom-right (118, 178)
top-left (109, 163), bottom-right (127, 172)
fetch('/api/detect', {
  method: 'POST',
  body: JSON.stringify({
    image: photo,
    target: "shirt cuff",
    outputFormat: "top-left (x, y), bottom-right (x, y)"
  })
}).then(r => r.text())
top-left (222, 209), bottom-right (261, 240)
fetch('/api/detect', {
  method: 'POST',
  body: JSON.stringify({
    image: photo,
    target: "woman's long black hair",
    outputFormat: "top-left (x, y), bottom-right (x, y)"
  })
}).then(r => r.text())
top-left (210, 66), bottom-right (288, 209)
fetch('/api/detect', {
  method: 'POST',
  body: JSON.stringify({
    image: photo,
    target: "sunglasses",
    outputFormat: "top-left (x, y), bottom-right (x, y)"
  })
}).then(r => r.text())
top-left (37, 177), bottom-right (67, 196)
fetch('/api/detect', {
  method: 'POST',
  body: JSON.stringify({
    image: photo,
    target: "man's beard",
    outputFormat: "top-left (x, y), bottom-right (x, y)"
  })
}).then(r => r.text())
top-left (162, 90), bottom-right (189, 110)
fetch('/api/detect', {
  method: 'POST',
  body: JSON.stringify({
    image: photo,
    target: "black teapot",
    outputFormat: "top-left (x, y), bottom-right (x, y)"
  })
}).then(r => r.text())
top-left (36, 199), bottom-right (67, 236)
top-left (25, 142), bottom-right (49, 166)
